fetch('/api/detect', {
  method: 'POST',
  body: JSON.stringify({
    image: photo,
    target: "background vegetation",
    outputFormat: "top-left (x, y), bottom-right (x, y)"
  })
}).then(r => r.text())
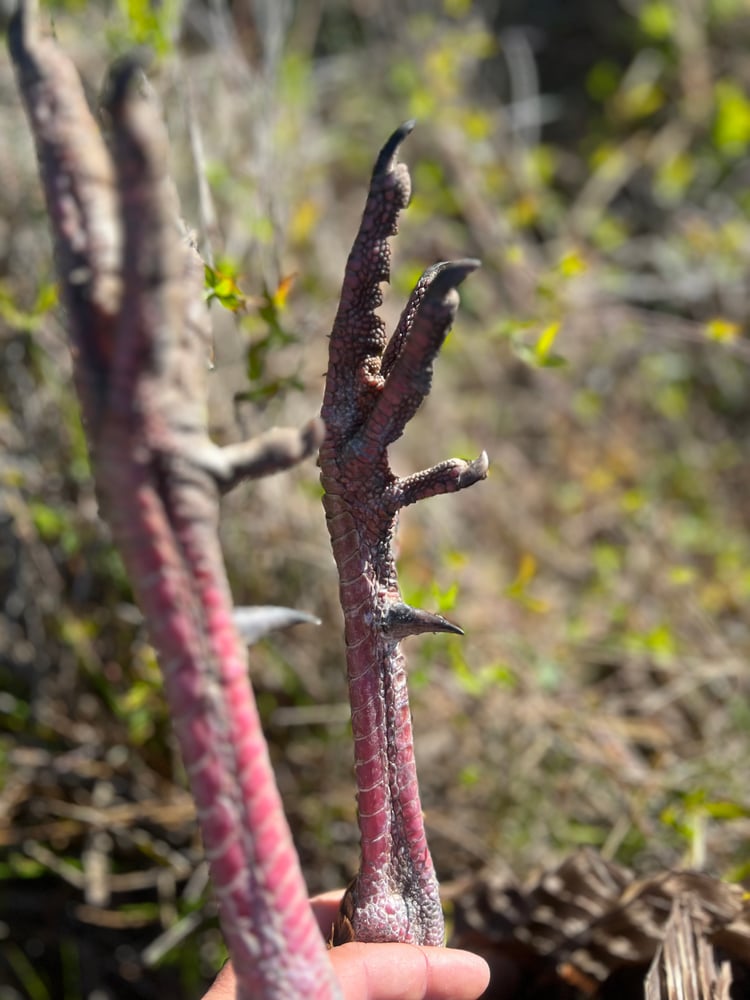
top-left (3, 0), bottom-right (750, 996)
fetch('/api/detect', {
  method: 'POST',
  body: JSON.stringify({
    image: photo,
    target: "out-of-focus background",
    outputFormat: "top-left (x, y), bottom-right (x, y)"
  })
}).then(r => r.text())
top-left (3, 0), bottom-right (750, 996)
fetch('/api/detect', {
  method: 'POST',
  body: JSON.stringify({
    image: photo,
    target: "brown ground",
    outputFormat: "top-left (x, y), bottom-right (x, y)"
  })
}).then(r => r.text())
top-left (3, 2), bottom-right (750, 997)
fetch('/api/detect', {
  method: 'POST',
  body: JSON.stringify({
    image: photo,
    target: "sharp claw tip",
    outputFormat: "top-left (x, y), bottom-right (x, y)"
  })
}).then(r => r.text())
top-left (373, 121), bottom-right (416, 177)
top-left (381, 603), bottom-right (464, 639)
top-left (8, 0), bottom-right (34, 56)
top-left (427, 259), bottom-right (481, 299)
top-left (444, 621), bottom-right (465, 636)
top-left (233, 606), bottom-right (321, 645)
top-left (475, 450), bottom-right (490, 475)
top-left (303, 416), bottom-right (326, 451)
top-left (449, 257), bottom-right (482, 278)
top-left (103, 51), bottom-right (152, 111)
top-left (458, 450), bottom-right (489, 488)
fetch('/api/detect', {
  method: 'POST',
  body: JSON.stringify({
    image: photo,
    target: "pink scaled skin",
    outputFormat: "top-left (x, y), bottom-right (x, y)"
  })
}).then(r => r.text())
top-left (11, 0), bottom-right (490, 990)
top-left (320, 124), bottom-right (488, 945)
top-left (204, 892), bottom-right (495, 1000)
top-left (9, 4), bottom-right (339, 997)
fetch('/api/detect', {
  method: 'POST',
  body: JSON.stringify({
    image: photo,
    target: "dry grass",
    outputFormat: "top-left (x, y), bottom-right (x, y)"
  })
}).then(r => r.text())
top-left (3, 1), bottom-right (750, 996)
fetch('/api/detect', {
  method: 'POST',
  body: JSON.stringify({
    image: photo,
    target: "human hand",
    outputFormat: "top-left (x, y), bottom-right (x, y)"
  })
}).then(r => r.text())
top-left (202, 890), bottom-right (495, 1000)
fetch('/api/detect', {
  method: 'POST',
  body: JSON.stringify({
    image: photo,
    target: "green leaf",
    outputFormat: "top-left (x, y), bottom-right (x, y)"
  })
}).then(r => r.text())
top-left (117, 0), bottom-right (180, 55)
top-left (714, 80), bottom-right (750, 154)
top-left (0, 281), bottom-right (58, 332)
top-left (639, 1), bottom-right (675, 39)
top-left (704, 317), bottom-right (740, 342)
top-left (204, 263), bottom-right (248, 313)
top-left (535, 321), bottom-right (561, 362)
top-left (3, 942), bottom-right (51, 1000)
top-left (703, 800), bottom-right (750, 821)
top-left (586, 60), bottom-right (621, 102)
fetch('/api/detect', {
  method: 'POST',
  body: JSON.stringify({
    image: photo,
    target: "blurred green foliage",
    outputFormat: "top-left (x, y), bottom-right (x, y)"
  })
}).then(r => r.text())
top-left (4, 0), bottom-right (750, 996)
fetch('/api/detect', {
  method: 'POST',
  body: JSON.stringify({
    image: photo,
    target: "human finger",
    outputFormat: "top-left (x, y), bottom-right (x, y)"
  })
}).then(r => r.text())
top-left (330, 941), bottom-right (491, 1000)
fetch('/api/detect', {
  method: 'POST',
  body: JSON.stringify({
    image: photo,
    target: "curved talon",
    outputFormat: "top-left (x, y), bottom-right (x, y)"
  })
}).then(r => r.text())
top-left (457, 451), bottom-right (490, 489)
top-left (424, 258), bottom-right (482, 301)
top-left (373, 119), bottom-right (416, 178)
top-left (301, 415), bottom-right (327, 455)
top-left (102, 53), bottom-right (151, 112)
top-left (381, 603), bottom-right (464, 640)
top-left (8, 0), bottom-right (33, 57)
top-left (233, 607), bottom-right (322, 646)
top-left (382, 260), bottom-right (476, 379)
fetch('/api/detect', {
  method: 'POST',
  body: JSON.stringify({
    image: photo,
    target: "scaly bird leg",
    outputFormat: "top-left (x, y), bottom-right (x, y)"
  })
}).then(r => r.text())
top-left (320, 123), bottom-right (488, 946)
top-left (9, 4), bottom-right (341, 997)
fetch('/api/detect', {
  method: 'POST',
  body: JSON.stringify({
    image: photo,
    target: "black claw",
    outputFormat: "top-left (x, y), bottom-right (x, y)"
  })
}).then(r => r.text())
top-left (8, 0), bottom-right (33, 64)
top-left (457, 451), bottom-right (489, 489)
top-left (420, 260), bottom-right (454, 283)
top-left (425, 259), bottom-right (481, 302)
top-left (103, 52), bottom-right (152, 112)
top-left (381, 602), bottom-right (464, 640)
top-left (372, 120), bottom-right (416, 178)
top-left (301, 416), bottom-right (326, 454)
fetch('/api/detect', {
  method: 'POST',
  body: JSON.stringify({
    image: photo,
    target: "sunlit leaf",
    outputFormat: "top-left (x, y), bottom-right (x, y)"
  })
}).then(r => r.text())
top-left (639, 1), bottom-right (675, 39)
top-left (714, 80), bottom-right (750, 153)
top-left (534, 321), bottom-right (561, 362)
top-left (557, 250), bottom-right (587, 278)
top-left (586, 60), bottom-right (621, 102)
top-left (271, 273), bottom-right (297, 310)
top-left (615, 81), bottom-right (665, 121)
top-left (204, 262), bottom-right (249, 313)
top-left (704, 317), bottom-right (740, 342)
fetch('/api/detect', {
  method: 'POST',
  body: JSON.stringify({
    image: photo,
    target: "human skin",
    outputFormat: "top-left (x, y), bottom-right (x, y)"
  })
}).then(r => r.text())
top-left (202, 891), bottom-right (494, 1000)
